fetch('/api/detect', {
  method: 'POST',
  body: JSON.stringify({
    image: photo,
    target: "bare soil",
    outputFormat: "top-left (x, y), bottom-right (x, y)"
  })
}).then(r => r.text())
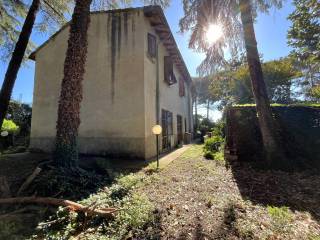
top-left (136, 145), bottom-right (320, 239)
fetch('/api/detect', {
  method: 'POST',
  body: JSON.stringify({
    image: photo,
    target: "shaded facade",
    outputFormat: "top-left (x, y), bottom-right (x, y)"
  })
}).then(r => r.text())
top-left (29, 6), bottom-right (193, 160)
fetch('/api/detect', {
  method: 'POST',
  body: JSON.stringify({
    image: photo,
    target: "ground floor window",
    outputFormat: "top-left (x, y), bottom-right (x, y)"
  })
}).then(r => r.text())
top-left (177, 115), bottom-right (183, 144)
top-left (162, 109), bottom-right (173, 150)
top-left (185, 118), bottom-right (187, 132)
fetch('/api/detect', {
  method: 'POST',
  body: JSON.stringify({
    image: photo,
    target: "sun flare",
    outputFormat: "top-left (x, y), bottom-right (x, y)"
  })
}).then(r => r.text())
top-left (205, 24), bottom-right (223, 44)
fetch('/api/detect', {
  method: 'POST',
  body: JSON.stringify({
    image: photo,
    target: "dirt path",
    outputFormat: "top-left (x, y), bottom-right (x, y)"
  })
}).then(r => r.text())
top-left (138, 145), bottom-right (242, 239)
top-left (137, 144), bottom-right (320, 240)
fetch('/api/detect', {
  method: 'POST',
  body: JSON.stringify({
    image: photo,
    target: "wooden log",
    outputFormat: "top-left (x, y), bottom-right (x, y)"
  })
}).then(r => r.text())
top-left (17, 167), bottom-right (42, 196)
top-left (0, 197), bottom-right (117, 217)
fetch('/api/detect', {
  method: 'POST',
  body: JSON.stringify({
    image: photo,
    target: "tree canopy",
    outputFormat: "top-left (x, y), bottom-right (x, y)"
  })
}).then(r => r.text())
top-left (209, 57), bottom-right (301, 109)
top-left (0, 0), bottom-right (72, 62)
top-left (287, 0), bottom-right (320, 101)
top-left (179, 0), bottom-right (283, 75)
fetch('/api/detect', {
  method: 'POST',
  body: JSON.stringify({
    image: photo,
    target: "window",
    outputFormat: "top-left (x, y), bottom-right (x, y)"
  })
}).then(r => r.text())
top-left (162, 109), bottom-right (173, 150)
top-left (177, 115), bottom-right (183, 144)
top-left (185, 118), bottom-right (187, 132)
top-left (179, 78), bottom-right (185, 97)
top-left (164, 56), bottom-right (177, 85)
top-left (148, 33), bottom-right (156, 58)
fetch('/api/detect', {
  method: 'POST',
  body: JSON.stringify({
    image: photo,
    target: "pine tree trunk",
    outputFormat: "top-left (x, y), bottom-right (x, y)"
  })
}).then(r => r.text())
top-left (239, 0), bottom-right (282, 164)
top-left (195, 96), bottom-right (198, 130)
top-left (207, 100), bottom-right (210, 119)
top-left (0, 0), bottom-right (40, 129)
top-left (54, 0), bottom-right (93, 167)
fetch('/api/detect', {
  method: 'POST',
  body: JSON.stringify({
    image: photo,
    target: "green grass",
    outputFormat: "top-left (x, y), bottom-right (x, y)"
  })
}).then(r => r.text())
top-left (267, 206), bottom-right (293, 234)
top-left (180, 144), bottom-right (203, 159)
top-left (32, 172), bottom-right (154, 239)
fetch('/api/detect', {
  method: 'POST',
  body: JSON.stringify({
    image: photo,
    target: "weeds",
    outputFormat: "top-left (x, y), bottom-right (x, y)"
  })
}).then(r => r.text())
top-left (180, 144), bottom-right (203, 159)
top-left (267, 206), bottom-right (293, 233)
top-left (31, 172), bottom-right (154, 239)
top-left (108, 194), bottom-right (154, 239)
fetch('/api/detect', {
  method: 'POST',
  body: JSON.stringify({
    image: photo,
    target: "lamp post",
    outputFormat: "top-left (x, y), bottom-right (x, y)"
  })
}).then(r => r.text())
top-left (152, 125), bottom-right (162, 169)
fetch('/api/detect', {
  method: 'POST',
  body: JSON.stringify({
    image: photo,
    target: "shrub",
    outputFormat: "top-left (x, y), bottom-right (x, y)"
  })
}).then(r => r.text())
top-left (204, 135), bottom-right (224, 153)
top-left (211, 120), bottom-right (225, 138)
top-left (1, 119), bottom-right (19, 133)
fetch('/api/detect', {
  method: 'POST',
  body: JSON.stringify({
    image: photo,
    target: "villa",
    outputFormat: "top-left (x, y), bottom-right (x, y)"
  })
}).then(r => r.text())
top-left (29, 6), bottom-right (193, 160)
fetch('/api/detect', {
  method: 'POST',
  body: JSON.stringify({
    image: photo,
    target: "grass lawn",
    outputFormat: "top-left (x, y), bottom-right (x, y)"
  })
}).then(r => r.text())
top-left (0, 144), bottom-right (320, 239)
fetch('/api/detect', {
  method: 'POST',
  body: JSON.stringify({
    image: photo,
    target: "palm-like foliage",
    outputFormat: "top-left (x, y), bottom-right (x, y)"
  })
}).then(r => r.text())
top-left (180, 0), bottom-right (286, 166)
top-left (180, 0), bottom-right (282, 75)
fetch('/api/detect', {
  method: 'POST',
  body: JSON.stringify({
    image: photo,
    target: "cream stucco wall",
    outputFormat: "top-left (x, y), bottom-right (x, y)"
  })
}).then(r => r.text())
top-left (31, 8), bottom-right (193, 160)
top-left (31, 10), bottom-right (147, 158)
top-left (143, 17), bottom-right (193, 159)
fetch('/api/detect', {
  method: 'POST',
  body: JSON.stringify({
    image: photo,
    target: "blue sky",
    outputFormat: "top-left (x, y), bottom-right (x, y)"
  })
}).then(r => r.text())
top-left (0, 0), bottom-right (295, 116)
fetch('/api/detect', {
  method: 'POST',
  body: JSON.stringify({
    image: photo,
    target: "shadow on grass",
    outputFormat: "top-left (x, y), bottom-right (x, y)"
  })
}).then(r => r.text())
top-left (227, 159), bottom-right (320, 222)
top-left (210, 204), bottom-right (239, 239)
top-left (144, 209), bottom-right (215, 240)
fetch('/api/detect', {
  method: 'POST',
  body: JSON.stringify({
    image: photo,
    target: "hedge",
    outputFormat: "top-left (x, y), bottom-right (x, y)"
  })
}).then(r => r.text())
top-left (225, 105), bottom-right (320, 170)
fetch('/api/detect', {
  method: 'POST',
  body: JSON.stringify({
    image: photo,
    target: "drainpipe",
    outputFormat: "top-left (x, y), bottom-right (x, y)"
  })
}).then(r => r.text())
top-left (156, 41), bottom-right (160, 124)
top-left (187, 85), bottom-right (192, 133)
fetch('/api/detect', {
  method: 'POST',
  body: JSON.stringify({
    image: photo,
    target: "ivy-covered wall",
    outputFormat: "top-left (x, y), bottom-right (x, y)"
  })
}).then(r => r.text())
top-left (225, 105), bottom-right (320, 169)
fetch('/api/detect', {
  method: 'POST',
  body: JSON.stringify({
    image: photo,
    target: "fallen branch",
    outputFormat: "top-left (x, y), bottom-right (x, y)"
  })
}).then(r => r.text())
top-left (0, 197), bottom-right (117, 217)
top-left (17, 167), bottom-right (42, 196)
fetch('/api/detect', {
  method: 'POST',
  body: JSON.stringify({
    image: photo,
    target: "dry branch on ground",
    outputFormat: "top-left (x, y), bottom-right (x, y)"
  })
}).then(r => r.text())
top-left (0, 197), bottom-right (117, 217)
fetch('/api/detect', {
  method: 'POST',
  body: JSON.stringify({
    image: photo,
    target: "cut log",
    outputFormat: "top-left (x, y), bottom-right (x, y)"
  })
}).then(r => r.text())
top-left (0, 197), bottom-right (117, 217)
top-left (17, 167), bottom-right (42, 196)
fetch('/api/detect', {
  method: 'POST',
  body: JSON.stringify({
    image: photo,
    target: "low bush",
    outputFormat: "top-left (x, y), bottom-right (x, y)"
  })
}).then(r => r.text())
top-left (1, 119), bottom-right (19, 133)
top-left (204, 135), bottom-right (224, 153)
top-left (211, 120), bottom-right (225, 138)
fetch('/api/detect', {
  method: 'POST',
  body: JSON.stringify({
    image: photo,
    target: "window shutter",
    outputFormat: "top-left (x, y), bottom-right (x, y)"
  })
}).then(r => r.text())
top-left (179, 78), bottom-right (185, 97)
top-left (164, 56), bottom-right (173, 84)
top-left (148, 33), bottom-right (156, 57)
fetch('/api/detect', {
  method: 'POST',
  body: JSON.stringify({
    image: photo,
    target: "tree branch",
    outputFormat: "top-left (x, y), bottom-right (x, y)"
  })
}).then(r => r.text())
top-left (0, 197), bottom-right (117, 217)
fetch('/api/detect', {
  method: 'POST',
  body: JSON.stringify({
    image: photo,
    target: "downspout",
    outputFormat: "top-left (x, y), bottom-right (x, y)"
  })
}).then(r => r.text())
top-left (156, 40), bottom-right (160, 124)
top-left (188, 84), bottom-right (192, 133)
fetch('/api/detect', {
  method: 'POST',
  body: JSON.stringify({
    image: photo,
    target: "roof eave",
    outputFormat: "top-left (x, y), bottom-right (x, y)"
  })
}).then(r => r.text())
top-left (144, 5), bottom-right (192, 84)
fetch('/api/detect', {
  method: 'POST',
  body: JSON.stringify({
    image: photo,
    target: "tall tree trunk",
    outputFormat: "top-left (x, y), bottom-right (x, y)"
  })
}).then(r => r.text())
top-left (207, 100), bottom-right (210, 119)
top-left (54, 0), bottom-right (93, 167)
top-left (0, 0), bottom-right (40, 129)
top-left (239, 0), bottom-right (282, 164)
top-left (195, 96), bottom-right (198, 130)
